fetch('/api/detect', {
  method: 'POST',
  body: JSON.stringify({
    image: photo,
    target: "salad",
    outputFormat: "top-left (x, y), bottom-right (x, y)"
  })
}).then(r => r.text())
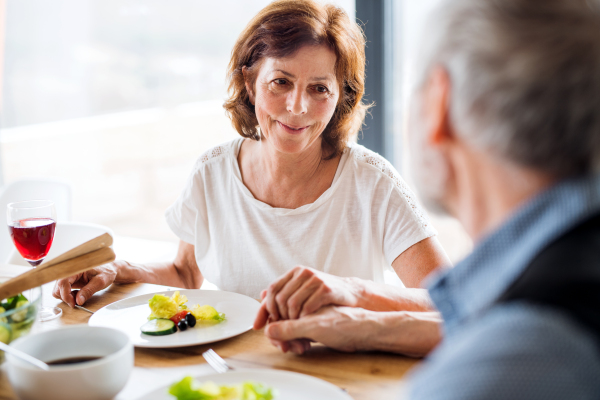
top-left (0, 293), bottom-right (37, 361)
top-left (141, 291), bottom-right (226, 336)
top-left (169, 376), bottom-right (276, 400)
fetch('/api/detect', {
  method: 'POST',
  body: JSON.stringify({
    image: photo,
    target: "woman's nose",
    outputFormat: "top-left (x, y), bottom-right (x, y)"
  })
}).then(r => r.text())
top-left (286, 88), bottom-right (307, 115)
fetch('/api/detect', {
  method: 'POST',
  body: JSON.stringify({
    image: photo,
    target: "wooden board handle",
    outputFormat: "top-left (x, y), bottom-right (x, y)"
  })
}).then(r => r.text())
top-left (37, 232), bottom-right (113, 271)
top-left (0, 247), bottom-right (116, 300)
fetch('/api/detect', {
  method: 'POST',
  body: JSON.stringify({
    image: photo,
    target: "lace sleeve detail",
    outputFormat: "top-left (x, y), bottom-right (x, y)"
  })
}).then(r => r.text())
top-left (352, 146), bottom-right (432, 231)
top-left (198, 144), bottom-right (229, 164)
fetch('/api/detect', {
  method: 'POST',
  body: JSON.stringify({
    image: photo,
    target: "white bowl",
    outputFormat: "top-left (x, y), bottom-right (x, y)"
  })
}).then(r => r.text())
top-left (5, 325), bottom-right (133, 400)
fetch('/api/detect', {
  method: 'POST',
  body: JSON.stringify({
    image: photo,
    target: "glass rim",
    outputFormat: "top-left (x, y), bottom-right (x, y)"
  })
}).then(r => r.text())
top-left (6, 199), bottom-right (55, 210)
top-left (0, 286), bottom-right (42, 317)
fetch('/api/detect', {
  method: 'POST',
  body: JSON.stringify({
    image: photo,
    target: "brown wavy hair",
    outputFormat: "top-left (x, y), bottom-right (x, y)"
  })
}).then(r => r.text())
top-left (223, 0), bottom-right (369, 159)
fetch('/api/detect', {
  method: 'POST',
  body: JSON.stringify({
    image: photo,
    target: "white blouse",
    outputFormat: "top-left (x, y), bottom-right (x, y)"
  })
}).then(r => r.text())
top-left (165, 138), bottom-right (436, 298)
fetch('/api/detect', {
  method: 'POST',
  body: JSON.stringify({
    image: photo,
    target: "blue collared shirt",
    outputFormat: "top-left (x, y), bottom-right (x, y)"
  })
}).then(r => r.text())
top-left (408, 175), bottom-right (600, 400)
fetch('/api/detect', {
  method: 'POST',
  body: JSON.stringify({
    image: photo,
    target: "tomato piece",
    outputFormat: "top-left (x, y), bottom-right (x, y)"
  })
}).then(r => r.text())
top-left (169, 310), bottom-right (189, 324)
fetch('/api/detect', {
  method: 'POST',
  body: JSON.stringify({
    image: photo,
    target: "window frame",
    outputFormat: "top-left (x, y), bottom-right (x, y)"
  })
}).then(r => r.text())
top-left (355, 0), bottom-right (396, 165)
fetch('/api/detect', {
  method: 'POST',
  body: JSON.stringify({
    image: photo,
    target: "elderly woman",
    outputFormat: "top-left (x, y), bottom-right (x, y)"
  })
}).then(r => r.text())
top-left (53, 0), bottom-right (449, 311)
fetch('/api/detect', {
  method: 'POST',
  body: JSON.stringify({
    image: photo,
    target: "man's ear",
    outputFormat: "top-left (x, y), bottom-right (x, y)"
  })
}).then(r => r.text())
top-left (242, 66), bottom-right (255, 105)
top-left (423, 66), bottom-right (453, 146)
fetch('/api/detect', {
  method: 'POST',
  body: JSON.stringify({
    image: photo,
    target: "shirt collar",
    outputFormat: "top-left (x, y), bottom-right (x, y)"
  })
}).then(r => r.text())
top-left (429, 174), bottom-right (600, 335)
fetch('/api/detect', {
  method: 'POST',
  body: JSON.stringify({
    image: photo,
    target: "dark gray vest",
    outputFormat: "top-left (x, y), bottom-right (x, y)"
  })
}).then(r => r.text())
top-left (499, 213), bottom-right (600, 339)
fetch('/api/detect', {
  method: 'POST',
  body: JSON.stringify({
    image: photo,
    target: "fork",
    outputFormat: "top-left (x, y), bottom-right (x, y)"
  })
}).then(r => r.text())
top-left (71, 291), bottom-right (94, 314)
top-left (202, 349), bottom-right (234, 374)
top-left (74, 304), bottom-right (94, 314)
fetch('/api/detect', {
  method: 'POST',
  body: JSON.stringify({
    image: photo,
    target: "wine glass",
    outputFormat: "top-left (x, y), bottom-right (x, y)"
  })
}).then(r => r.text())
top-left (7, 200), bottom-right (62, 321)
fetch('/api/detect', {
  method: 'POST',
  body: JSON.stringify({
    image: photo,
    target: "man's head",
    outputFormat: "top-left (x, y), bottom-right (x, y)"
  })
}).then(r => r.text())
top-left (410, 0), bottom-right (600, 215)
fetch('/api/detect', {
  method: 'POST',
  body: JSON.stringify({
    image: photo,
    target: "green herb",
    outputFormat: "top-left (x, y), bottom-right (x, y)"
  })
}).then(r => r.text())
top-left (168, 376), bottom-right (275, 400)
top-left (1, 293), bottom-right (28, 311)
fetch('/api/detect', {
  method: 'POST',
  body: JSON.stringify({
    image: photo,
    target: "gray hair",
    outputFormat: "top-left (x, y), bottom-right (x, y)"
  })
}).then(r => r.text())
top-left (417, 0), bottom-right (600, 177)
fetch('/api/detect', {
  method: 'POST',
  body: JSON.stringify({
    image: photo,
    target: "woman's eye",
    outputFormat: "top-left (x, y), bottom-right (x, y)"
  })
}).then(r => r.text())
top-left (315, 85), bottom-right (329, 93)
top-left (274, 79), bottom-right (287, 85)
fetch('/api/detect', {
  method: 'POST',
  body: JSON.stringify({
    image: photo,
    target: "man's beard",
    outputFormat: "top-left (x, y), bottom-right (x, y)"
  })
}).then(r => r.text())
top-left (408, 100), bottom-right (452, 217)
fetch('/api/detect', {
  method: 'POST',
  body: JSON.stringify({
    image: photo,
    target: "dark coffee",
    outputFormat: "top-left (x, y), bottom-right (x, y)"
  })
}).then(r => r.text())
top-left (47, 356), bottom-right (102, 366)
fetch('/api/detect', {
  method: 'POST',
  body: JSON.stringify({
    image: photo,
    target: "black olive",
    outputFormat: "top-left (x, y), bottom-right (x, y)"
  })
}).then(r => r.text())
top-left (177, 319), bottom-right (188, 331)
top-left (185, 313), bottom-right (196, 327)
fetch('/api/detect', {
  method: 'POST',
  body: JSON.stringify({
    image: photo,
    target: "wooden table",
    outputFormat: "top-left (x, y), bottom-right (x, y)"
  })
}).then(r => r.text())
top-left (0, 280), bottom-right (418, 399)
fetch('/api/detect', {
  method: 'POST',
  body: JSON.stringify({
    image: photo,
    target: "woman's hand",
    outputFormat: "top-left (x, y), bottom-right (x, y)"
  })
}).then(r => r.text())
top-left (253, 266), bottom-right (364, 329)
top-left (265, 306), bottom-right (443, 356)
top-left (52, 261), bottom-right (124, 308)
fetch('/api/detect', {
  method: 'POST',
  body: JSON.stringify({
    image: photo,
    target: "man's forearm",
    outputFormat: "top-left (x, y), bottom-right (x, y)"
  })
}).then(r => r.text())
top-left (365, 311), bottom-right (443, 356)
top-left (264, 306), bottom-right (443, 357)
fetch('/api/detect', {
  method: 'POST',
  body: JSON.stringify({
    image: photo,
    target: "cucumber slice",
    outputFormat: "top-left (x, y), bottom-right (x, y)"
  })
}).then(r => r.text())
top-left (140, 319), bottom-right (177, 336)
top-left (0, 323), bottom-right (12, 344)
top-left (10, 300), bottom-right (29, 323)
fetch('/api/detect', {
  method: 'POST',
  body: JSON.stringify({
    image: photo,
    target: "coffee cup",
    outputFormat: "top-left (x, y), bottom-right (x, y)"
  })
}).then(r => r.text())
top-left (5, 325), bottom-right (133, 400)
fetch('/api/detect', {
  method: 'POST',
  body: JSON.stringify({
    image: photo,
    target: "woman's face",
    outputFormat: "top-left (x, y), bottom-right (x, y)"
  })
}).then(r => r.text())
top-left (247, 45), bottom-right (339, 155)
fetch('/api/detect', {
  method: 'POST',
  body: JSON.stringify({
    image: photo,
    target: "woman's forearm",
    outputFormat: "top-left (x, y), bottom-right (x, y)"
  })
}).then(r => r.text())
top-left (350, 278), bottom-right (436, 312)
top-left (113, 240), bottom-right (203, 289)
top-left (346, 236), bottom-right (448, 313)
top-left (113, 260), bottom-right (204, 289)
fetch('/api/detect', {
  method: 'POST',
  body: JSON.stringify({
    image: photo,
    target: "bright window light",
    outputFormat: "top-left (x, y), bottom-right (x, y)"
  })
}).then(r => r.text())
top-left (0, 0), bottom-right (355, 241)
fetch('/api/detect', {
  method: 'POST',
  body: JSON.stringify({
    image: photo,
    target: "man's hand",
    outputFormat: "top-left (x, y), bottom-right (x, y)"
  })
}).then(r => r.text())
top-left (253, 266), bottom-right (364, 329)
top-left (264, 306), bottom-right (376, 354)
top-left (265, 306), bottom-right (443, 357)
top-left (52, 261), bottom-right (124, 307)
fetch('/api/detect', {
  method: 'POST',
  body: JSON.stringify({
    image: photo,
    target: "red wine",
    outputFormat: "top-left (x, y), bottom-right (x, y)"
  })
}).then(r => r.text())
top-left (8, 218), bottom-right (56, 266)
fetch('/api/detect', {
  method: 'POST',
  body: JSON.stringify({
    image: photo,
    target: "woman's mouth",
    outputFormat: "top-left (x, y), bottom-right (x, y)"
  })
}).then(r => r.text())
top-left (277, 121), bottom-right (309, 135)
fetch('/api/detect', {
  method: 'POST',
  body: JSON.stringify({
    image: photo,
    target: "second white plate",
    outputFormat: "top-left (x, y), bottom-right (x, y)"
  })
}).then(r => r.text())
top-left (138, 369), bottom-right (354, 400)
top-left (88, 289), bottom-right (260, 348)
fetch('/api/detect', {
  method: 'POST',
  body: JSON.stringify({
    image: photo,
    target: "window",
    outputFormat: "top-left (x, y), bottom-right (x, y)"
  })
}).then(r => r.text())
top-left (0, 0), bottom-right (354, 241)
top-left (397, 0), bottom-right (473, 262)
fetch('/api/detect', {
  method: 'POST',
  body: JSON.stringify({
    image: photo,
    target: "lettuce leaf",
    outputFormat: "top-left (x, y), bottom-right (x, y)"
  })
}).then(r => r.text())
top-left (191, 305), bottom-right (226, 322)
top-left (148, 294), bottom-right (178, 319)
top-left (1, 293), bottom-right (28, 311)
top-left (168, 377), bottom-right (275, 400)
top-left (171, 291), bottom-right (189, 308)
top-left (240, 382), bottom-right (275, 400)
top-left (147, 291), bottom-right (225, 323)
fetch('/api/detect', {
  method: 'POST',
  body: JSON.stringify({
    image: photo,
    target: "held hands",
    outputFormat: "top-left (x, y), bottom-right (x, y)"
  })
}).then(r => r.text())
top-left (253, 266), bottom-right (365, 330)
top-left (254, 266), bottom-right (444, 356)
top-left (52, 261), bottom-right (124, 307)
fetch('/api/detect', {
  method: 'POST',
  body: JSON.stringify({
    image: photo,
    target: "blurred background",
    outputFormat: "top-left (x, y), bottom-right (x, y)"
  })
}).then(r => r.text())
top-left (0, 0), bottom-right (471, 263)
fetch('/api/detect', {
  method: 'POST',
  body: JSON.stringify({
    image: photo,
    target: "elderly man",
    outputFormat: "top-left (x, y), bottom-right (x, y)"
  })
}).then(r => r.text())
top-left (257, 0), bottom-right (600, 397)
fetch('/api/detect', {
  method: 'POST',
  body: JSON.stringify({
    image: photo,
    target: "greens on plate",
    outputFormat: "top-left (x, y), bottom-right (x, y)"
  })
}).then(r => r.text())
top-left (169, 376), bottom-right (276, 400)
top-left (141, 291), bottom-right (226, 336)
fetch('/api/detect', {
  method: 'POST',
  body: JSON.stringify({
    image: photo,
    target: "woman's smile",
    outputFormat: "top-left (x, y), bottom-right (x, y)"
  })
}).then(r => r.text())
top-left (277, 121), bottom-right (310, 135)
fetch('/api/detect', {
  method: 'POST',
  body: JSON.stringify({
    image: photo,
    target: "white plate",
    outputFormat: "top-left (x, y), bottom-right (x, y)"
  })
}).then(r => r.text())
top-left (88, 289), bottom-right (260, 348)
top-left (139, 369), bottom-right (354, 400)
